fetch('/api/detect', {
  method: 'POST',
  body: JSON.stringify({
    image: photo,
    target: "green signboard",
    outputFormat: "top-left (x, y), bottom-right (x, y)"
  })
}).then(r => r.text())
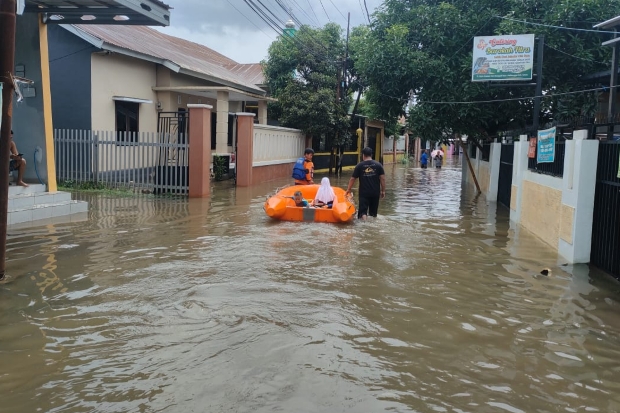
top-left (472, 34), bottom-right (535, 82)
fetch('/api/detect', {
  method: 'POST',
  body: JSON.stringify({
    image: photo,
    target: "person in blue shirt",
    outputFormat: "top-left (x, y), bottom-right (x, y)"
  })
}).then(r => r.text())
top-left (293, 191), bottom-right (309, 207)
top-left (420, 149), bottom-right (429, 169)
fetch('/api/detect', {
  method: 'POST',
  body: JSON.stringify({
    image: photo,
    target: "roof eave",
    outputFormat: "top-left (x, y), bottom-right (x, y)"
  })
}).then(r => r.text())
top-left (178, 68), bottom-right (267, 96)
top-left (594, 15), bottom-right (620, 29)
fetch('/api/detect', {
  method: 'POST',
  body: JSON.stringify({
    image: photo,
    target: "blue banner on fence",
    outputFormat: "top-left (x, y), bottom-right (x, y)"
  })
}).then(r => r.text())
top-left (537, 126), bottom-right (556, 163)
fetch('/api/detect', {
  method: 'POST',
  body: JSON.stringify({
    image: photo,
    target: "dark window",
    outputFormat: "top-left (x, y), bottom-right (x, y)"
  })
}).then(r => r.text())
top-left (115, 101), bottom-right (139, 141)
top-left (228, 113), bottom-right (235, 147)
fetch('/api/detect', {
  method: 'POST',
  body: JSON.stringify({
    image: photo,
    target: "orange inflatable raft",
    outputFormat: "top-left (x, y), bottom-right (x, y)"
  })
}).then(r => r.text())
top-left (264, 184), bottom-right (356, 223)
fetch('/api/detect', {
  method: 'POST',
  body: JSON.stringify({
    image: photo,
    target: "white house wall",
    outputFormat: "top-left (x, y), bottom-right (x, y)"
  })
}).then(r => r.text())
top-left (91, 53), bottom-right (159, 132)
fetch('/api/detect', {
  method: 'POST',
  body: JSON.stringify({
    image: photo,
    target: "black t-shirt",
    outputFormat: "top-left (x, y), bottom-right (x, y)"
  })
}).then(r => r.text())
top-left (352, 159), bottom-right (385, 197)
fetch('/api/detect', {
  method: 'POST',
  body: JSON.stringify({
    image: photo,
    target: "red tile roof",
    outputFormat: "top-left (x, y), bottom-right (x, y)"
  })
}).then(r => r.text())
top-left (72, 25), bottom-right (266, 93)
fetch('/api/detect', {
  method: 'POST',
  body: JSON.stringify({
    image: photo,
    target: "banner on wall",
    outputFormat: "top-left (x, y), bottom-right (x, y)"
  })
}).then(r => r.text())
top-left (537, 127), bottom-right (556, 163)
top-left (472, 34), bottom-right (535, 82)
top-left (528, 138), bottom-right (537, 158)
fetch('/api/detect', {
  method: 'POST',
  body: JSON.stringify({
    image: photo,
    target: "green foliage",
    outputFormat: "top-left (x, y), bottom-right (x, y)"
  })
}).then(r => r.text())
top-left (213, 156), bottom-right (227, 181)
top-left (58, 180), bottom-right (134, 196)
top-left (263, 24), bottom-right (355, 146)
top-left (354, 0), bottom-right (616, 142)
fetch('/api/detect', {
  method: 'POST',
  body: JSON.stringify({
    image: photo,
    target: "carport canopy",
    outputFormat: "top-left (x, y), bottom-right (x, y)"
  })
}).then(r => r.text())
top-left (23, 0), bottom-right (170, 26)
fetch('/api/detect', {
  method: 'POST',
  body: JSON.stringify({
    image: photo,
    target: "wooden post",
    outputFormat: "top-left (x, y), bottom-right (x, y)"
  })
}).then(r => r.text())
top-left (459, 139), bottom-right (481, 194)
top-left (187, 104), bottom-right (212, 198)
top-left (0, 0), bottom-right (16, 280)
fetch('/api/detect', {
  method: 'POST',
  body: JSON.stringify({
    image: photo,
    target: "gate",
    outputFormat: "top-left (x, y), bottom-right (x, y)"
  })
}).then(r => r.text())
top-left (156, 111), bottom-right (190, 193)
top-left (591, 141), bottom-right (620, 279)
top-left (497, 143), bottom-right (514, 208)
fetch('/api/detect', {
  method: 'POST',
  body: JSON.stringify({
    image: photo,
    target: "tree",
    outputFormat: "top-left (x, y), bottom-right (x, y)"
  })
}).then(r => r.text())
top-left (263, 23), bottom-right (352, 148)
top-left (353, 0), bottom-right (618, 144)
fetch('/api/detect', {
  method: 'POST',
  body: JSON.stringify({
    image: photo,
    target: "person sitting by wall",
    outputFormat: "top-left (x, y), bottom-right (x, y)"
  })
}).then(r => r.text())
top-left (312, 177), bottom-right (335, 208)
top-left (10, 130), bottom-right (28, 187)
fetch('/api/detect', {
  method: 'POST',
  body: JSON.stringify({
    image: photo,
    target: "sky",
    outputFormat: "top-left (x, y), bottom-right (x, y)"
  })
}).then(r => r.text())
top-left (156, 0), bottom-right (384, 64)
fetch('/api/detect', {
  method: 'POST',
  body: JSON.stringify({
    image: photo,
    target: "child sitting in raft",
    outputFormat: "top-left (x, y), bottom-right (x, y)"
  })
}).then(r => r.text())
top-left (312, 177), bottom-right (336, 208)
top-left (293, 191), bottom-right (309, 207)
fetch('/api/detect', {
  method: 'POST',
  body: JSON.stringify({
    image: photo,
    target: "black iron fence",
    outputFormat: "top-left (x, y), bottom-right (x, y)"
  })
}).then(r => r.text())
top-left (497, 144), bottom-right (514, 208)
top-left (591, 140), bottom-right (620, 279)
top-left (469, 143), bottom-right (477, 159)
top-left (481, 143), bottom-right (491, 161)
top-left (528, 140), bottom-right (566, 177)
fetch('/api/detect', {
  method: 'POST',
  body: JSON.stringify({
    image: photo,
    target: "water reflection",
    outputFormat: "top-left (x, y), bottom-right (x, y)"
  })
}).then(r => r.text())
top-left (1, 161), bottom-right (620, 412)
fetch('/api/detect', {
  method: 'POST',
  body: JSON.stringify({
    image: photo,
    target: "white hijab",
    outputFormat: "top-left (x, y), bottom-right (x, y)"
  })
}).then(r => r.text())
top-left (314, 177), bottom-right (336, 204)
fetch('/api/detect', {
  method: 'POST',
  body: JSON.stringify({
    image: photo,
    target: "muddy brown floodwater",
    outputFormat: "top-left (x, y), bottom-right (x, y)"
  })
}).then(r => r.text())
top-left (1, 160), bottom-right (620, 413)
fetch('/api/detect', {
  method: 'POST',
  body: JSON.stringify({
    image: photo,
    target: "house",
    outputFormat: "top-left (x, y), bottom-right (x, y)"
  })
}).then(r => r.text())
top-left (47, 24), bottom-right (272, 159)
top-left (5, 1), bottom-right (172, 229)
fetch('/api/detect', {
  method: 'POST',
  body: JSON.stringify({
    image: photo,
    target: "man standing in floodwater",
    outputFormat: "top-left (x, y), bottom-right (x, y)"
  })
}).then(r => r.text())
top-left (346, 146), bottom-right (386, 220)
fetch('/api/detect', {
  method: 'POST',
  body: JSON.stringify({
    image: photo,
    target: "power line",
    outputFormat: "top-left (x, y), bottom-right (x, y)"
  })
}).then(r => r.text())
top-left (224, 0), bottom-right (275, 40)
top-left (327, 0), bottom-right (347, 22)
top-left (496, 15), bottom-right (619, 35)
top-left (318, 0), bottom-right (331, 22)
top-left (544, 43), bottom-right (609, 65)
top-left (446, 16), bottom-right (494, 62)
top-left (243, 0), bottom-right (339, 69)
top-left (281, 0), bottom-right (317, 26)
top-left (358, 0), bottom-right (369, 24)
top-left (418, 85), bottom-right (616, 105)
top-left (273, 0), bottom-right (303, 28)
top-left (363, 0), bottom-right (371, 24)
top-left (304, 0), bottom-right (320, 25)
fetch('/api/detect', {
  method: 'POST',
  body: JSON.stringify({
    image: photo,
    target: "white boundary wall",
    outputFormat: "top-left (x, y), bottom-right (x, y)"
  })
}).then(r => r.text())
top-left (253, 124), bottom-right (305, 167)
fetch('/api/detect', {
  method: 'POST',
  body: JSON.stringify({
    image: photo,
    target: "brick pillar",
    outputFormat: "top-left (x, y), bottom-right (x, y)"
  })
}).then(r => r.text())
top-left (187, 104), bottom-right (212, 198)
top-left (236, 113), bottom-right (255, 187)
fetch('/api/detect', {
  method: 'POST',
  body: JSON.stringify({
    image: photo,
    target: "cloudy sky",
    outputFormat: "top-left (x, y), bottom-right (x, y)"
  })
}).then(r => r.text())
top-left (156, 0), bottom-right (384, 64)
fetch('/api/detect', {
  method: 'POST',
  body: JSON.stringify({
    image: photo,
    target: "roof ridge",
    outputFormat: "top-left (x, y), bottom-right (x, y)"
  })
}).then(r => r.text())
top-left (69, 25), bottom-right (266, 92)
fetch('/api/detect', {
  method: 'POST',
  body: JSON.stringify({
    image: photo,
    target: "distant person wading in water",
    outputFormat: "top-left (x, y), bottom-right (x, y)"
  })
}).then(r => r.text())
top-left (433, 146), bottom-right (444, 169)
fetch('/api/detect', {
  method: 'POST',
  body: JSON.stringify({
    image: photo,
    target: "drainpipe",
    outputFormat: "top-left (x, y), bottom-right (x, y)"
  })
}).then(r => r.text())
top-left (0, 0), bottom-right (16, 280)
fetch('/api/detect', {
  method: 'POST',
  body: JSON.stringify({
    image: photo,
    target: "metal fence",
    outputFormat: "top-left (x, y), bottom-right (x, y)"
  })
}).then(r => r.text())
top-left (54, 129), bottom-right (189, 194)
top-left (497, 144), bottom-right (514, 208)
top-left (591, 140), bottom-right (620, 279)
top-left (527, 140), bottom-right (565, 177)
top-left (481, 143), bottom-right (491, 162)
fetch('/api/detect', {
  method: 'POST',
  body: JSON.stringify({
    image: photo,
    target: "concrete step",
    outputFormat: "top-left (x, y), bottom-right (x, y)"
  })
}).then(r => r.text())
top-left (8, 184), bottom-right (46, 196)
top-left (8, 191), bottom-right (72, 211)
top-left (8, 200), bottom-right (89, 226)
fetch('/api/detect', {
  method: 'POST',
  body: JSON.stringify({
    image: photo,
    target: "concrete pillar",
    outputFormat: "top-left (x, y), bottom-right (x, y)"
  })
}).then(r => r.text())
top-left (216, 91), bottom-right (229, 154)
top-left (236, 113), bottom-right (255, 187)
top-left (558, 131), bottom-right (598, 263)
top-left (187, 104), bottom-right (212, 198)
top-left (258, 100), bottom-right (268, 125)
top-left (509, 136), bottom-right (529, 224)
top-left (487, 142), bottom-right (501, 202)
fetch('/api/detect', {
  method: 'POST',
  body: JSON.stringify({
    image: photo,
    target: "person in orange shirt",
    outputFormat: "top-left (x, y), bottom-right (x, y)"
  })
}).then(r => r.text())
top-left (294, 148), bottom-right (314, 185)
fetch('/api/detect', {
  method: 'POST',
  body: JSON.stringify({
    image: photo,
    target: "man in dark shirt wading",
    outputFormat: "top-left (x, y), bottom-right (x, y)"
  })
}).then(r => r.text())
top-left (345, 147), bottom-right (386, 220)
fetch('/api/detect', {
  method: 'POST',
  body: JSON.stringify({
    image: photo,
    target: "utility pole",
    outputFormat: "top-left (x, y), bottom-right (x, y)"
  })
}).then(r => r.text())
top-left (335, 12), bottom-right (351, 176)
top-left (0, 0), bottom-right (17, 281)
top-left (532, 35), bottom-right (544, 133)
top-left (343, 12), bottom-right (350, 99)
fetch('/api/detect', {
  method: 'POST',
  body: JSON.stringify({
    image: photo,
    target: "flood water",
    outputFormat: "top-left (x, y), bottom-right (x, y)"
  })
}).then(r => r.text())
top-left (2, 160), bottom-right (620, 413)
